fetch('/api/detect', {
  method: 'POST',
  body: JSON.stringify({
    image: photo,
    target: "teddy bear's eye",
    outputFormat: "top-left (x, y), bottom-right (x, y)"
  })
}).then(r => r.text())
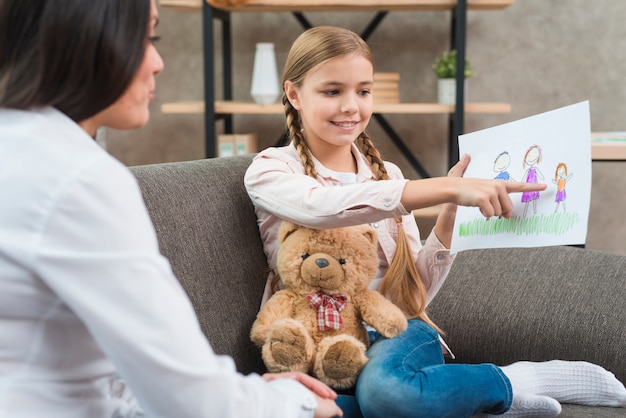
top-left (339, 258), bottom-right (346, 265)
top-left (301, 253), bottom-right (310, 260)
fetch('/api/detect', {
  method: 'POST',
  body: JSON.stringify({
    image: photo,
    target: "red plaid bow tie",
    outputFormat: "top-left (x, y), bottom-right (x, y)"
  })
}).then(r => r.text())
top-left (306, 291), bottom-right (348, 331)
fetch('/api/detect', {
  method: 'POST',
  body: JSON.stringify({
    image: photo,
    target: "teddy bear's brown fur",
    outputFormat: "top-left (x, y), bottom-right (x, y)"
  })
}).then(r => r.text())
top-left (250, 221), bottom-right (408, 389)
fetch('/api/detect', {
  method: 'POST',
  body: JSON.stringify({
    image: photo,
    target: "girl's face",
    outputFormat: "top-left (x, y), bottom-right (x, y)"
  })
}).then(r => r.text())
top-left (285, 53), bottom-right (374, 156)
top-left (80, 0), bottom-right (164, 136)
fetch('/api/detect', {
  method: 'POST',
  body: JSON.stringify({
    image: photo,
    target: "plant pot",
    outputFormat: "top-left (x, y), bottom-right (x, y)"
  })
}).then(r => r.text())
top-left (437, 78), bottom-right (467, 105)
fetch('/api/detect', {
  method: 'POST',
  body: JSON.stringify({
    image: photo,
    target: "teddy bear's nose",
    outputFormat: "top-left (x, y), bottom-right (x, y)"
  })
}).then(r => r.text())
top-left (315, 258), bottom-right (329, 268)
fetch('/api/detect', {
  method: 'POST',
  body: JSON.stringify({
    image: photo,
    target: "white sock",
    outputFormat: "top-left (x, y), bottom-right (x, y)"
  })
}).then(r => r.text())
top-left (486, 392), bottom-right (561, 418)
top-left (501, 360), bottom-right (626, 407)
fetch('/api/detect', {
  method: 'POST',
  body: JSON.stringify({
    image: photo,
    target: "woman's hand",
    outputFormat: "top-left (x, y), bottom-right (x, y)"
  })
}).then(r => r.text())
top-left (312, 394), bottom-right (344, 418)
top-left (262, 372), bottom-right (343, 417)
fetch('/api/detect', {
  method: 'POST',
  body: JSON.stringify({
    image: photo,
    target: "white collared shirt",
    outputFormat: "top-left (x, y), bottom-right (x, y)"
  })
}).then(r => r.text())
top-left (0, 107), bottom-right (316, 418)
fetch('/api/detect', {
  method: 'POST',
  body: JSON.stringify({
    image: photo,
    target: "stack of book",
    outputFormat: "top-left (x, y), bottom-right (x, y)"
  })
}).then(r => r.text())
top-left (373, 72), bottom-right (400, 104)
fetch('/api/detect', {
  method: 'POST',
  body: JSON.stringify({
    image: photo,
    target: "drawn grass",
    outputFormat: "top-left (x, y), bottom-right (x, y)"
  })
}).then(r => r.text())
top-left (458, 212), bottom-right (580, 237)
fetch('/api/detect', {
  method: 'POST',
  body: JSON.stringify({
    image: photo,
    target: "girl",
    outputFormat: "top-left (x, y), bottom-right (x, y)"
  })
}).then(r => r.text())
top-left (0, 1), bottom-right (341, 417)
top-left (244, 26), bottom-right (626, 418)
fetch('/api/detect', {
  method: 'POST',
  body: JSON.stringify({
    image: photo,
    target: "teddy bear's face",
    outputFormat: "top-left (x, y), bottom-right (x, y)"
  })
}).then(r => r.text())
top-left (276, 222), bottom-right (379, 296)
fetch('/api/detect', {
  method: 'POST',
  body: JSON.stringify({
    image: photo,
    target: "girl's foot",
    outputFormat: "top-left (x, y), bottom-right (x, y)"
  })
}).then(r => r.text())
top-left (501, 360), bottom-right (626, 407)
top-left (489, 392), bottom-right (561, 417)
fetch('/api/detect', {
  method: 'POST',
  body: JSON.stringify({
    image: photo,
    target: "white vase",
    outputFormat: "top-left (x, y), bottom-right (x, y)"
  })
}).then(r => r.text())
top-left (437, 78), bottom-right (468, 104)
top-left (250, 42), bottom-right (281, 105)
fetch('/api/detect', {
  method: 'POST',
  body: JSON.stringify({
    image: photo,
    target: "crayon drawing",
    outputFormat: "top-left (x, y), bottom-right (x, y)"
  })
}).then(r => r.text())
top-left (450, 101), bottom-right (591, 253)
top-left (553, 162), bottom-right (573, 213)
top-left (520, 145), bottom-right (545, 218)
top-left (493, 151), bottom-right (516, 181)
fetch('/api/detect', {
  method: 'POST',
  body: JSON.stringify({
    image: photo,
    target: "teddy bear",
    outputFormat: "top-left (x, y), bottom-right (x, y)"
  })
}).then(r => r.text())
top-left (250, 221), bottom-right (408, 389)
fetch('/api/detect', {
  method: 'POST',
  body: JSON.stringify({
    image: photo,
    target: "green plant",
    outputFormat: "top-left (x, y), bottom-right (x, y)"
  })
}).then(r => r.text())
top-left (432, 50), bottom-right (474, 79)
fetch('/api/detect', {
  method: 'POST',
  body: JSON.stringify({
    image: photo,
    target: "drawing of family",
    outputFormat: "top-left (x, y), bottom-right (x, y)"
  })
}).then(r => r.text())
top-left (492, 145), bottom-right (574, 218)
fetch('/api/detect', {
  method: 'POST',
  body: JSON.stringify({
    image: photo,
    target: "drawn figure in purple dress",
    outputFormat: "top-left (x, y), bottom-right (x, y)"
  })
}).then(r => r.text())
top-left (521, 145), bottom-right (545, 218)
top-left (493, 151), bottom-right (516, 181)
top-left (553, 162), bottom-right (573, 213)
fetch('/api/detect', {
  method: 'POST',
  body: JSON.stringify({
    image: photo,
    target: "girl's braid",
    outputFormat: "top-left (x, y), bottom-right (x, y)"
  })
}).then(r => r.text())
top-left (284, 99), bottom-right (318, 179)
top-left (357, 132), bottom-right (389, 181)
top-left (358, 133), bottom-right (441, 333)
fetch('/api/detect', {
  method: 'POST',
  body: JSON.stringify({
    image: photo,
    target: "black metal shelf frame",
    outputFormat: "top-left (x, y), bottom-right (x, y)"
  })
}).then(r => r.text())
top-left (201, 0), bottom-right (469, 177)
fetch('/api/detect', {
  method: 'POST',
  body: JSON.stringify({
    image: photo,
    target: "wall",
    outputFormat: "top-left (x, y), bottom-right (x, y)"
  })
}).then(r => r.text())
top-left (105, 0), bottom-right (626, 255)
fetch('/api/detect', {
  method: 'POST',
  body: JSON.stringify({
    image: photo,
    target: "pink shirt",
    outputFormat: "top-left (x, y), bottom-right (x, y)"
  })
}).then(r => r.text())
top-left (244, 143), bottom-right (455, 307)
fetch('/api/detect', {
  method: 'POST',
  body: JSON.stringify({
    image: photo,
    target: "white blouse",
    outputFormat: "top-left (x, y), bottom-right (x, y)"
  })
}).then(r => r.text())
top-left (244, 143), bottom-right (455, 307)
top-left (0, 107), bottom-right (316, 418)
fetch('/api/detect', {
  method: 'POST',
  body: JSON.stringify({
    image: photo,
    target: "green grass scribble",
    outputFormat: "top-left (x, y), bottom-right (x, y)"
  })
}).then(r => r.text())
top-left (458, 212), bottom-right (580, 237)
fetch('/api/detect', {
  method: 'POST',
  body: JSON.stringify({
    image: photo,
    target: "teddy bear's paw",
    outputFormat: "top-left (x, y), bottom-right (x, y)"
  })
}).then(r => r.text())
top-left (314, 335), bottom-right (368, 389)
top-left (377, 315), bottom-right (409, 339)
top-left (262, 318), bottom-right (314, 373)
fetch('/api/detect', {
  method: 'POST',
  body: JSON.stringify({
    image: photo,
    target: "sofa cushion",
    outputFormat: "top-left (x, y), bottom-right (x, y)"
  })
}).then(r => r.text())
top-left (429, 246), bottom-right (626, 385)
top-left (131, 155), bottom-right (267, 375)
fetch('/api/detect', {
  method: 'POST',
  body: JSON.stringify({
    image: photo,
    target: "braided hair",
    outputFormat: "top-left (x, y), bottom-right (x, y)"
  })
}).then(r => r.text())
top-left (281, 26), bottom-right (441, 333)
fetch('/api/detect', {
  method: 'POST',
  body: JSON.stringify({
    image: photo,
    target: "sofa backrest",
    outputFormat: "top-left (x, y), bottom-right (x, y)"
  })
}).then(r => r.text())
top-left (130, 155), bottom-right (267, 375)
top-left (428, 245), bottom-right (626, 383)
top-left (130, 155), bottom-right (626, 386)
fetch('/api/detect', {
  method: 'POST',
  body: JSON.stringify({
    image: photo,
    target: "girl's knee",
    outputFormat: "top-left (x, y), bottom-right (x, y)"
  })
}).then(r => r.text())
top-left (356, 372), bottom-right (430, 418)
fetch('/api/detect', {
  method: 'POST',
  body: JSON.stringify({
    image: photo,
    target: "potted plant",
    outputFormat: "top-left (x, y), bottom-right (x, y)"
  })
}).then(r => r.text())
top-left (432, 49), bottom-right (473, 104)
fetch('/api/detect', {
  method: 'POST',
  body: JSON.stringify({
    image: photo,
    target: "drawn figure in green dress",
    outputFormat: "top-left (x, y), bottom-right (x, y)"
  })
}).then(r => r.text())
top-left (521, 145), bottom-right (545, 218)
top-left (493, 151), bottom-right (516, 181)
top-left (553, 162), bottom-right (573, 213)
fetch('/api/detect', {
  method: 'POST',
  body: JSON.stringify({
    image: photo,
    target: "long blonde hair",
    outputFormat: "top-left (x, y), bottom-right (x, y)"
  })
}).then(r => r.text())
top-left (282, 26), bottom-right (441, 333)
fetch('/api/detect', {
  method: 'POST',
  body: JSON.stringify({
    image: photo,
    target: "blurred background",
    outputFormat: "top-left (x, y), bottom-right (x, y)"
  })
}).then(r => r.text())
top-left (104, 0), bottom-right (626, 255)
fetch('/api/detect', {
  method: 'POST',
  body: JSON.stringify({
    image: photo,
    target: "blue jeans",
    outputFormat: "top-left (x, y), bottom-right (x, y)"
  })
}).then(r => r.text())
top-left (339, 319), bottom-right (513, 418)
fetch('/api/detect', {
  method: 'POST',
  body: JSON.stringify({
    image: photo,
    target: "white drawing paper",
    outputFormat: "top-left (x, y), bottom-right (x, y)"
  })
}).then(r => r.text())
top-left (450, 101), bottom-right (591, 253)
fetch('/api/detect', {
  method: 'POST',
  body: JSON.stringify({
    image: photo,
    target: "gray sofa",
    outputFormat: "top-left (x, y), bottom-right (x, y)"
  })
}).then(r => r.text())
top-left (130, 154), bottom-right (625, 418)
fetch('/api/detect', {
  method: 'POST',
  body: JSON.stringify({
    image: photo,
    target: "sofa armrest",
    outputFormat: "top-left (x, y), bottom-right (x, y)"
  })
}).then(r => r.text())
top-left (428, 246), bottom-right (626, 383)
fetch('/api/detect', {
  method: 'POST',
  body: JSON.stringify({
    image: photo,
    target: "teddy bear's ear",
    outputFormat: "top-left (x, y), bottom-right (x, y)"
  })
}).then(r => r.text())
top-left (278, 221), bottom-right (301, 244)
top-left (361, 225), bottom-right (378, 246)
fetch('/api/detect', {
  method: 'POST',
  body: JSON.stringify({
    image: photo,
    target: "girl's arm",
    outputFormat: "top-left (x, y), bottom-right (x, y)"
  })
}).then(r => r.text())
top-left (401, 156), bottom-right (546, 220)
top-left (245, 150), bottom-right (410, 229)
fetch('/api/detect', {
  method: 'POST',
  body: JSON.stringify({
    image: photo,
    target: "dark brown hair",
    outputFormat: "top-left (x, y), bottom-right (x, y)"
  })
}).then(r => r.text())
top-left (0, 0), bottom-right (150, 122)
top-left (282, 26), bottom-right (441, 333)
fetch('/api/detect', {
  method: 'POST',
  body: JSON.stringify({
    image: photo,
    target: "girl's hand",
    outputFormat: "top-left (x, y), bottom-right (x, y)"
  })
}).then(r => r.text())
top-left (262, 372), bottom-right (343, 417)
top-left (440, 153), bottom-right (471, 215)
top-left (401, 154), bottom-right (545, 219)
top-left (449, 154), bottom-right (546, 219)
top-left (447, 153), bottom-right (470, 179)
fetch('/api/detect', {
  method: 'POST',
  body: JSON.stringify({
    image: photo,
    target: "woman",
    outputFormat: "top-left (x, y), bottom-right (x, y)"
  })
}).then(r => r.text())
top-left (0, 1), bottom-right (341, 417)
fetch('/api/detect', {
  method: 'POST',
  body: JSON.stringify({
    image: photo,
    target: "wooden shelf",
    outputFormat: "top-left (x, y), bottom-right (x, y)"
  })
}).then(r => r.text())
top-left (162, 100), bottom-right (512, 115)
top-left (159, 0), bottom-right (514, 12)
top-left (160, 0), bottom-right (514, 169)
